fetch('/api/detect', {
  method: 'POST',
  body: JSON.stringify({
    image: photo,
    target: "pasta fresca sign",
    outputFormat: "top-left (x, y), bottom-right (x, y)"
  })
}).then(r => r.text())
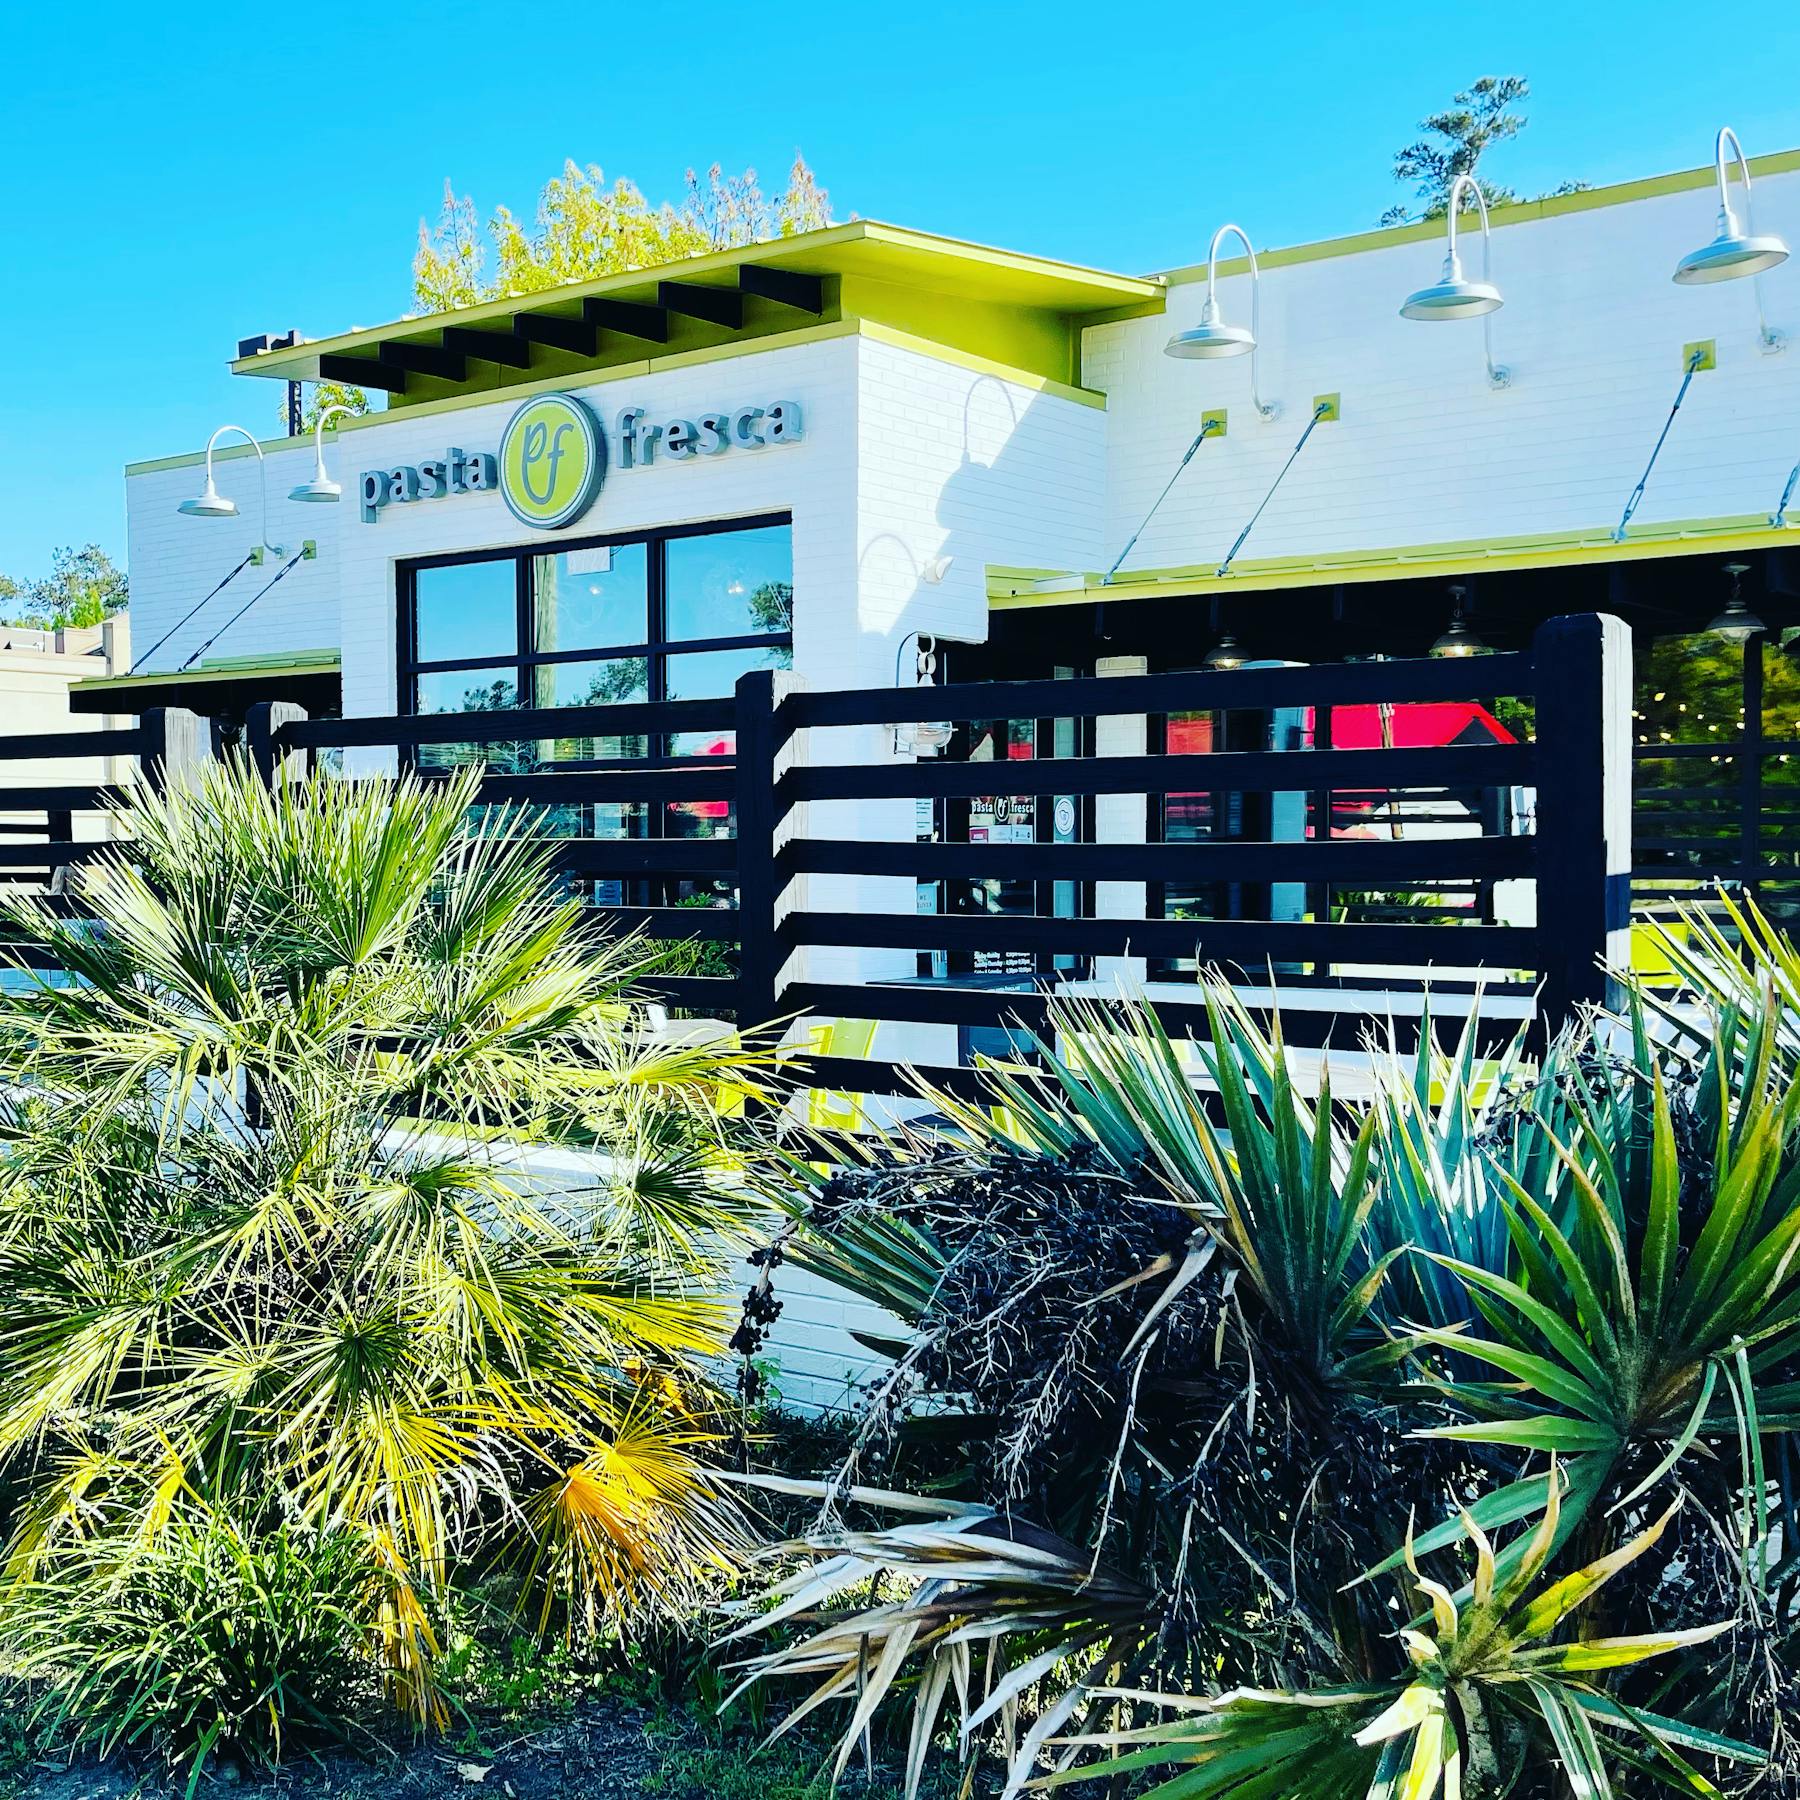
top-left (358, 391), bottom-right (803, 526)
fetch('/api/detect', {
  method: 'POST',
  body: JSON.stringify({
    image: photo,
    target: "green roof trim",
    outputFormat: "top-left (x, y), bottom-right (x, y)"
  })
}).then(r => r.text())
top-left (227, 220), bottom-right (1162, 407)
top-left (76, 652), bottom-right (340, 693)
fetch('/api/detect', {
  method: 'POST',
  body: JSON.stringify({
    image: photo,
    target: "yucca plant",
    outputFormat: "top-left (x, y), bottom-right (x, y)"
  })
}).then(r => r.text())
top-left (0, 759), bottom-right (775, 1728)
top-left (1053, 1479), bottom-right (1758, 1800)
top-left (729, 928), bottom-right (1800, 1798)
top-left (724, 991), bottom-right (1464, 1796)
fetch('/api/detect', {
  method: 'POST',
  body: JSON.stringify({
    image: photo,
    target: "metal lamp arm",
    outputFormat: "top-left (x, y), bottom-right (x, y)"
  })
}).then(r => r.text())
top-left (1714, 126), bottom-right (1782, 350)
top-left (204, 425), bottom-right (284, 555)
top-left (1445, 175), bottom-right (1509, 389)
top-left (1207, 222), bottom-right (1277, 420)
top-left (310, 403), bottom-right (356, 473)
top-left (1715, 126), bottom-right (1755, 233)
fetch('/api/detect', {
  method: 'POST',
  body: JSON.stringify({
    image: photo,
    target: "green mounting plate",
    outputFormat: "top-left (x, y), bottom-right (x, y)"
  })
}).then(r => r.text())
top-left (1313, 393), bottom-right (1342, 423)
top-left (1683, 340), bottom-right (1717, 373)
top-left (1201, 409), bottom-right (1228, 439)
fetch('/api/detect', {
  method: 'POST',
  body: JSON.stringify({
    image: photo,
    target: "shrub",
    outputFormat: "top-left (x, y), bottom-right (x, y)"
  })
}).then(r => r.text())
top-left (7, 1507), bottom-right (375, 1784)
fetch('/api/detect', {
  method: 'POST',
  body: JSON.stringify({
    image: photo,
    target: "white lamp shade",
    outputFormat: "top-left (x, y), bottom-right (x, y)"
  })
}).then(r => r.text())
top-left (1674, 229), bottom-right (1790, 284)
top-left (1401, 252), bottom-right (1504, 320)
top-left (178, 479), bottom-right (237, 518)
top-left (1166, 319), bottom-right (1255, 359)
top-left (288, 474), bottom-right (342, 503)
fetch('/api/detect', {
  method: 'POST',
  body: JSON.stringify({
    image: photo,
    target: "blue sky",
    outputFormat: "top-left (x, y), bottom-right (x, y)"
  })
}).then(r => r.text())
top-left (4, 0), bottom-right (1798, 580)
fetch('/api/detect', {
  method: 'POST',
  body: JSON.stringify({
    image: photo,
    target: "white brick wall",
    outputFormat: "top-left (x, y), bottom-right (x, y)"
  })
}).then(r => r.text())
top-left (799, 336), bottom-right (1105, 1026)
top-left (1087, 168), bottom-right (1800, 593)
top-left (127, 441), bottom-right (344, 673)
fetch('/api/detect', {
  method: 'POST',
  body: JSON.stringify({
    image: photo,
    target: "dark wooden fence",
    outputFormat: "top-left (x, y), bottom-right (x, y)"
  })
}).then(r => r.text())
top-left (1632, 631), bottom-right (1800, 923)
top-left (0, 709), bottom-right (208, 956)
top-left (245, 613), bottom-right (1630, 1097)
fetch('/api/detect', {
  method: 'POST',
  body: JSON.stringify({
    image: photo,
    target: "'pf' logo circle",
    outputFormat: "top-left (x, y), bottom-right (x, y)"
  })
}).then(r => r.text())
top-left (499, 393), bottom-right (606, 530)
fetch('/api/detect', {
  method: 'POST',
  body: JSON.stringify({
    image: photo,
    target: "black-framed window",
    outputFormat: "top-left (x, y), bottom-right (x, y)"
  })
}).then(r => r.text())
top-left (397, 515), bottom-right (793, 775)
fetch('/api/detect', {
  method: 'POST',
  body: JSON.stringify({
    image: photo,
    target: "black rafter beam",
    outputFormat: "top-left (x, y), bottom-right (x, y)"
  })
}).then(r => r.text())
top-left (582, 297), bottom-right (668, 341)
top-left (380, 339), bottom-right (467, 381)
top-left (317, 353), bottom-right (406, 394)
top-left (441, 326), bottom-right (533, 368)
top-left (738, 264), bottom-right (825, 313)
top-left (658, 281), bottom-right (744, 329)
top-left (515, 313), bottom-right (599, 357)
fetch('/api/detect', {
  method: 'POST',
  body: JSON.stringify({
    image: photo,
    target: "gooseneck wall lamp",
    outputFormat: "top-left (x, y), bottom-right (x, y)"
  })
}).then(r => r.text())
top-left (1400, 175), bottom-right (1510, 390)
top-left (288, 404), bottom-right (358, 503)
top-left (1165, 223), bottom-right (1280, 420)
top-left (1673, 127), bottom-right (1788, 352)
top-left (176, 426), bottom-right (286, 556)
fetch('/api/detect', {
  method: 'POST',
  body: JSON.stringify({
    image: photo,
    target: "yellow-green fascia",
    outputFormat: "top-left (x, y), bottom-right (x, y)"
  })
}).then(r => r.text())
top-left (993, 516), bottom-right (1800, 609)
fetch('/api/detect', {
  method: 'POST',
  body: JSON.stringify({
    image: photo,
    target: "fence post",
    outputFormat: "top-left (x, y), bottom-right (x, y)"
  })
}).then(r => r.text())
top-left (138, 707), bottom-right (212, 798)
top-left (733, 669), bottom-right (784, 1034)
top-left (1533, 613), bottom-right (1633, 1037)
top-left (244, 702), bottom-right (310, 787)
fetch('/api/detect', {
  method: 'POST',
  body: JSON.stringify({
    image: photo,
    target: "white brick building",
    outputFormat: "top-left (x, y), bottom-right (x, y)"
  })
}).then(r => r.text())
top-left (105, 143), bottom-right (1800, 1408)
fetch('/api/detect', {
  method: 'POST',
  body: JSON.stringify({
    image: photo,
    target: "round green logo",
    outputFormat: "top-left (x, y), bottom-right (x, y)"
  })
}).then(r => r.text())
top-left (498, 393), bottom-right (605, 530)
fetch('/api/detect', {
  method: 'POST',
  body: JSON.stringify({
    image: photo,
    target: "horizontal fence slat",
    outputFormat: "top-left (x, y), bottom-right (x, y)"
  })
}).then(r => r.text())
top-left (544, 838), bottom-right (738, 875)
top-left (785, 744), bottom-right (1533, 804)
top-left (783, 835), bottom-right (1535, 884)
top-left (780, 910), bottom-right (1539, 965)
top-left (788, 982), bottom-right (1530, 1056)
top-left (0, 728), bottom-right (144, 762)
top-left (790, 1052), bottom-right (991, 1103)
top-left (0, 842), bottom-right (111, 869)
top-left (0, 785), bottom-right (128, 813)
top-left (785, 652), bottom-right (1536, 729)
top-left (591, 905), bottom-right (739, 942)
top-left (281, 698), bottom-right (738, 751)
top-left (628, 973), bottom-right (743, 1012)
top-left (430, 768), bottom-right (738, 806)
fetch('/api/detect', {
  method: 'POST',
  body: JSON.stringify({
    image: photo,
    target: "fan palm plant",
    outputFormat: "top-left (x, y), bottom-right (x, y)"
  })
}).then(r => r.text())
top-left (0, 760), bottom-right (774, 1724)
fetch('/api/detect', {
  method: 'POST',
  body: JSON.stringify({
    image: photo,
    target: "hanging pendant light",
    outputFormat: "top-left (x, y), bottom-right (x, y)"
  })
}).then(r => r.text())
top-left (1165, 223), bottom-right (1279, 419)
top-left (893, 633), bottom-right (953, 756)
top-left (1707, 563), bottom-right (1766, 640)
top-left (1401, 176), bottom-right (1510, 389)
top-left (1204, 631), bottom-right (1246, 671)
top-left (1430, 585), bottom-right (1489, 658)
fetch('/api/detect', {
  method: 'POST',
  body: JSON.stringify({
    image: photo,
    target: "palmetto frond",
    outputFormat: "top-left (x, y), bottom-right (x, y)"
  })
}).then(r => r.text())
top-left (720, 1484), bottom-right (1152, 1800)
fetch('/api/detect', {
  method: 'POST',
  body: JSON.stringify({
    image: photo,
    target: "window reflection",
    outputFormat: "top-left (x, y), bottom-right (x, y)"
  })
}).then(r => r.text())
top-left (414, 561), bottom-right (516, 664)
top-left (532, 544), bottom-right (648, 653)
top-left (402, 522), bottom-right (793, 891)
top-left (666, 525), bottom-right (793, 641)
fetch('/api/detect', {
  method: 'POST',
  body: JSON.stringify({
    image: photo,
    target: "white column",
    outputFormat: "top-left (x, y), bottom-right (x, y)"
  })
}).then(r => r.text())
top-left (1092, 654), bottom-right (1148, 992)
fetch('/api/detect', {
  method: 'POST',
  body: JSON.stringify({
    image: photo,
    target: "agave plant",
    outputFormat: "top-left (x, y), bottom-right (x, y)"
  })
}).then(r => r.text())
top-left (0, 760), bottom-right (774, 1722)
